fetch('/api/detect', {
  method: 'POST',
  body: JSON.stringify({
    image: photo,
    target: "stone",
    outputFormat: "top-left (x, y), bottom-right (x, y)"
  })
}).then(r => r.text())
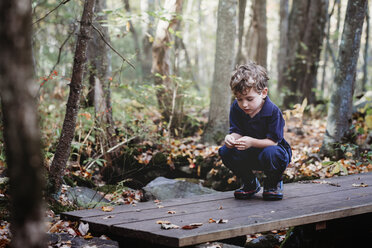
top-left (66, 186), bottom-right (110, 208)
top-left (143, 177), bottom-right (217, 200)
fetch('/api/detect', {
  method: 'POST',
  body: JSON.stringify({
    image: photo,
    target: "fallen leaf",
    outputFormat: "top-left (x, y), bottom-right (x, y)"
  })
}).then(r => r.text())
top-left (182, 225), bottom-right (198, 230)
top-left (209, 218), bottom-right (216, 223)
top-left (161, 223), bottom-right (180, 229)
top-left (83, 233), bottom-right (94, 239)
top-left (101, 206), bottom-right (114, 212)
top-left (167, 210), bottom-right (176, 214)
top-left (156, 220), bottom-right (171, 225)
top-left (103, 215), bottom-right (115, 219)
top-left (352, 183), bottom-right (368, 187)
top-left (190, 223), bottom-right (203, 227)
top-left (78, 222), bottom-right (89, 236)
top-left (216, 219), bottom-right (228, 224)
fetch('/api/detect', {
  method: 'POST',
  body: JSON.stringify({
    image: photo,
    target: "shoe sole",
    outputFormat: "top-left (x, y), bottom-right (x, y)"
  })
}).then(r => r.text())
top-left (234, 187), bottom-right (261, 200)
top-left (263, 193), bottom-right (283, 201)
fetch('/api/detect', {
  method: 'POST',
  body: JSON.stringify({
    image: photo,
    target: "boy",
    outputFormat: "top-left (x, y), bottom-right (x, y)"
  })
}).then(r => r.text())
top-left (219, 62), bottom-right (292, 200)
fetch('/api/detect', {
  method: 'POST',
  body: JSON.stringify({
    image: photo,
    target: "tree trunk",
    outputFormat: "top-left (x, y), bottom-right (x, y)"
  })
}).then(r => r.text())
top-left (124, 0), bottom-right (144, 80)
top-left (0, 1), bottom-right (45, 247)
top-left (202, 0), bottom-right (237, 144)
top-left (141, 0), bottom-right (155, 78)
top-left (282, 0), bottom-right (329, 108)
top-left (361, 2), bottom-right (369, 93)
top-left (245, 0), bottom-right (267, 68)
top-left (48, 0), bottom-right (96, 196)
top-left (277, 0), bottom-right (289, 92)
top-left (321, 0), bottom-right (367, 159)
top-left (151, 0), bottom-right (183, 125)
top-left (236, 0), bottom-right (247, 65)
top-left (87, 0), bottom-right (120, 179)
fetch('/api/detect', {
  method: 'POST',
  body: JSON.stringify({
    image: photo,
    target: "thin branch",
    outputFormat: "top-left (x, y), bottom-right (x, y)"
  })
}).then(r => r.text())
top-left (32, 0), bottom-right (71, 26)
top-left (35, 25), bottom-right (76, 99)
top-left (92, 24), bottom-right (136, 70)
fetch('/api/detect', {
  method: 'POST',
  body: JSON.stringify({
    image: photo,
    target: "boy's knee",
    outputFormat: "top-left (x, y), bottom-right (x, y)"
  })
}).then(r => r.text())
top-left (218, 145), bottom-right (232, 158)
top-left (259, 146), bottom-right (289, 169)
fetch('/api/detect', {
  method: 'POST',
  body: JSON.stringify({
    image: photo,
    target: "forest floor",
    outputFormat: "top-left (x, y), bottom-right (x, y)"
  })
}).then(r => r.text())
top-left (0, 115), bottom-right (371, 247)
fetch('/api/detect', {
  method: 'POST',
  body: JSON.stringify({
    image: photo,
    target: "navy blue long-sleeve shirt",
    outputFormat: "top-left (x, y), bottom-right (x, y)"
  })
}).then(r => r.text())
top-left (229, 96), bottom-right (292, 160)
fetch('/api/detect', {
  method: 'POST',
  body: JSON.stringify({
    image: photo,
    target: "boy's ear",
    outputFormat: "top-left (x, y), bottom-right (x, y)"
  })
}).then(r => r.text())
top-left (261, 87), bottom-right (268, 98)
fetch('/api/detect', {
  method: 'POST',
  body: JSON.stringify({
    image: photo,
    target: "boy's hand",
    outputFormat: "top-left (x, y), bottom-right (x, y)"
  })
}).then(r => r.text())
top-left (235, 136), bottom-right (254, 150)
top-left (224, 134), bottom-right (236, 148)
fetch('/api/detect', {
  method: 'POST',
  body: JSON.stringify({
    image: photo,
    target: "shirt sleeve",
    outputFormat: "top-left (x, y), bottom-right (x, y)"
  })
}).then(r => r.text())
top-left (229, 101), bottom-right (244, 135)
top-left (266, 108), bottom-right (285, 143)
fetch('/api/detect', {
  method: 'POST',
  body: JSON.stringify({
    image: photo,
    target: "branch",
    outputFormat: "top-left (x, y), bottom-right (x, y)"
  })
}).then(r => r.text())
top-left (32, 0), bottom-right (71, 26)
top-left (35, 25), bottom-right (76, 99)
top-left (92, 24), bottom-right (136, 70)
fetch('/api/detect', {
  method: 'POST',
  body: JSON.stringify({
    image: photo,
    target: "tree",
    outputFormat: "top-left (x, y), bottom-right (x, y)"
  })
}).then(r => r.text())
top-left (203, 0), bottom-right (237, 144)
top-left (141, 0), bottom-right (156, 78)
top-left (151, 0), bottom-right (183, 131)
top-left (87, 0), bottom-right (120, 179)
top-left (321, 0), bottom-right (367, 158)
top-left (277, 0), bottom-right (289, 91)
top-left (48, 0), bottom-right (96, 196)
top-left (235, 0), bottom-right (247, 65)
top-left (245, 0), bottom-right (267, 68)
top-left (0, 1), bottom-right (45, 247)
top-left (282, 0), bottom-right (329, 108)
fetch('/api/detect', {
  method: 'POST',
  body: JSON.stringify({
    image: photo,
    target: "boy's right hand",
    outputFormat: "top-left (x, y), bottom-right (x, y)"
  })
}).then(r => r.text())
top-left (224, 134), bottom-right (236, 148)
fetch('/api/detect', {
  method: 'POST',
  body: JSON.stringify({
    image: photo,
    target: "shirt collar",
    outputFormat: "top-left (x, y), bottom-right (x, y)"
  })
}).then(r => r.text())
top-left (258, 96), bottom-right (274, 117)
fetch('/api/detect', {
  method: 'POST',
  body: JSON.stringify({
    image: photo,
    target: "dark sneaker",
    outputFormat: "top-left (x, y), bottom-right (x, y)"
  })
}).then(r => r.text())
top-left (234, 178), bottom-right (261, 200)
top-left (263, 180), bottom-right (283, 200)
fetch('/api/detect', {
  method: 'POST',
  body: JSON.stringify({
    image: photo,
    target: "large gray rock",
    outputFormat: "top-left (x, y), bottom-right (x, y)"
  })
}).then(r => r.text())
top-left (143, 177), bottom-right (216, 200)
top-left (353, 91), bottom-right (372, 113)
top-left (66, 186), bottom-right (110, 208)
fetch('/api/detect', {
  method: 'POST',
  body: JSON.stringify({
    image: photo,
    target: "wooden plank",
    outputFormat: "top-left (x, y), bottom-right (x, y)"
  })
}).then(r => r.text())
top-left (61, 172), bottom-right (372, 247)
top-left (62, 172), bottom-right (370, 221)
top-left (111, 185), bottom-right (372, 247)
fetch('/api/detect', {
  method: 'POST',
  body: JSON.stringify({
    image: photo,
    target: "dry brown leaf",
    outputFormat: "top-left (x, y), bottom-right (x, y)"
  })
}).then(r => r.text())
top-left (352, 183), bottom-right (368, 187)
top-left (182, 225), bottom-right (198, 230)
top-left (216, 219), bottom-right (228, 224)
top-left (167, 210), bottom-right (176, 214)
top-left (156, 220), bottom-right (171, 225)
top-left (101, 206), bottom-right (114, 212)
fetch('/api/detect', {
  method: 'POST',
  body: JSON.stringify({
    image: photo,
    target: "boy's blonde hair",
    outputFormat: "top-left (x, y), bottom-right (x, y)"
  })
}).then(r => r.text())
top-left (230, 62), bottom-right (269, 95)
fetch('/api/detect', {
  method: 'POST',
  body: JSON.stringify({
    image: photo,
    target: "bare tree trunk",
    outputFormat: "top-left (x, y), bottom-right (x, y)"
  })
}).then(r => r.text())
top-left (362, 2), bottom-right (369, 93)
top-left (124, 0), bottom-right (144, 80)
top-left (87, 0), bottom-right (120, 176)
top-left (151, 0), bottom-right (183, 125)
top-left (277, 0), bottom-right (289, 92)
top-left (245, 0), bottom-right (267, 68)
top-left (321, 0), bottom-right (367, 159)
top-left (283, 0), bottom-right (329, 108)
top-left (236, 0), bottom-right (247, 65)
top-left (0, 1), bottom-right (45, 247)
top-left (48, 0), bottom-right (96, 196)
top-left (203, 0), bottom-right (237, 144)
top-left (196, 0), bottom-right (205, 87)
top-left (141, 0), bottom-right (155, 78)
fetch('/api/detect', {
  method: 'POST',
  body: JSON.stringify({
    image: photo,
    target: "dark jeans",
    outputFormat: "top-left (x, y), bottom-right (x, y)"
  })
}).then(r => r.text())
top-left (218, 145), bottom-right (290, 184)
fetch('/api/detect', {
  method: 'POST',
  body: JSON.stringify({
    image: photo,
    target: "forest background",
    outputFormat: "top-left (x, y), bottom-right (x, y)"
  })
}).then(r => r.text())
top-left (0, 0), bottom-right (371, 247)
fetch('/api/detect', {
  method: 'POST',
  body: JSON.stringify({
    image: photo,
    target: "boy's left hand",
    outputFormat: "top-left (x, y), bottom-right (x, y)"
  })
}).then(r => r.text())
top-left (234, 136), bottom-right (254, 150)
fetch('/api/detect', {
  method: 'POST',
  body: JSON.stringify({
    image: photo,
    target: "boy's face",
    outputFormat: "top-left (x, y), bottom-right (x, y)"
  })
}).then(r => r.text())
top-left (235, 87), bottom-right (268, 117)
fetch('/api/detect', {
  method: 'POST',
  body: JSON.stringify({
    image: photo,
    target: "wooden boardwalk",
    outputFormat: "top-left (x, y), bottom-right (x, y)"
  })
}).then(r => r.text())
top-left (61, 172), bottom-right (372, 247)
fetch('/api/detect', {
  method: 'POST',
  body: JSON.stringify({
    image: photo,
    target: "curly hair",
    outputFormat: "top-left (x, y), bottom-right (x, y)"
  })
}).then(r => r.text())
top-left (230, 62), bottom-right (269, 95)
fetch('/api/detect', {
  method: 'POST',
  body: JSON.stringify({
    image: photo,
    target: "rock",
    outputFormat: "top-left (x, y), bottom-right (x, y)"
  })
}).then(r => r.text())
top-left (66, 186), bottom-right (110, 208)
top-left (48, 233), bottom-right (119, 248)
top-left (143, 177), bottom-right (217, 200)
top-left (353, 91), bottom-right (372, 113)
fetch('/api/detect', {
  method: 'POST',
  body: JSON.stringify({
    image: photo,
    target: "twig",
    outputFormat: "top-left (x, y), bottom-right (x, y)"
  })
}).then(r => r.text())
top-left (85, 136), bottom-right (137, 169)
top-left (32, 0), bottom-right (71, 26)
top-left (92, 24), bottom-right (136, 70)
top-left (35, 25), bottom-right (76, 99)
